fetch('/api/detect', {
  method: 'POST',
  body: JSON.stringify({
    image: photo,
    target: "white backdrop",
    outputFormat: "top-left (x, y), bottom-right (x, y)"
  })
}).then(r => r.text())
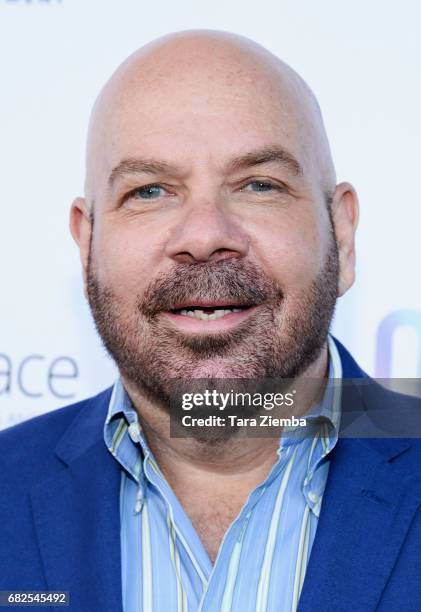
top-left (1, 0), bottom-right (420, 429)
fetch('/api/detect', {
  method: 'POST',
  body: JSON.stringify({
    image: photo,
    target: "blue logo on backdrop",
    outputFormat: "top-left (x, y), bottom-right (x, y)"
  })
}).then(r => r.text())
top-left (375, 309), bottom-right (421, 377)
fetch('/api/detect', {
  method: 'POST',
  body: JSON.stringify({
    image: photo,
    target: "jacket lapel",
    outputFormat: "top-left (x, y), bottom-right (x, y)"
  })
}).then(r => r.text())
top-left (30, 389), bottom-right (124, 612)
top-left (298, 339), bottom-right (421, 611)
top-left (298, 435), bottom-right (421, 611)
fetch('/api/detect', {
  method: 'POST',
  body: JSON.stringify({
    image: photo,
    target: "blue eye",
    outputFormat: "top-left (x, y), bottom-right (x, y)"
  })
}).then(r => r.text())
top-left (134, 185), bottom-right (166, 199)
top-left (244, 181), bottom-right (277, 192)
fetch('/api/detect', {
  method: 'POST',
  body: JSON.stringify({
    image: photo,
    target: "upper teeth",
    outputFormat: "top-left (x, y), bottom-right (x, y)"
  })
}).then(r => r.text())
top-left (178, 308), bottom-right (243, 320)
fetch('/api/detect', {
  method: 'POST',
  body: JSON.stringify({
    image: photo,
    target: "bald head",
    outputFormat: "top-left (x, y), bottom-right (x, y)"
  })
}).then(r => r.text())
top-left (84, 30), bottom-right (336, 210)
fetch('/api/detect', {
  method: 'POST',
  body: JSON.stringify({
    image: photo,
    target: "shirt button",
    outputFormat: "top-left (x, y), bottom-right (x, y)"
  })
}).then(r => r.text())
top-left (308, 491), bottom-right (319, 504)
top-left (128, 423), bottom-right (141, 443)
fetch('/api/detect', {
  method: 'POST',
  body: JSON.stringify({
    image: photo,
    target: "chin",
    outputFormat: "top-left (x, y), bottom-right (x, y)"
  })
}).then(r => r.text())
top-left (185, 359), bottom-right (248, 379)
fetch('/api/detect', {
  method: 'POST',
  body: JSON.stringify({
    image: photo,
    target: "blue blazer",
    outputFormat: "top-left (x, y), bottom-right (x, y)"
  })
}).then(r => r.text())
top-left (1, 339), bottom-right (421, 612)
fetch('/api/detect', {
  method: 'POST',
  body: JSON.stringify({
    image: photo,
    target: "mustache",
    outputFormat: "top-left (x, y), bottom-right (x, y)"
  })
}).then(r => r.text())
top-left (138, 259), bottom-right (283, 316)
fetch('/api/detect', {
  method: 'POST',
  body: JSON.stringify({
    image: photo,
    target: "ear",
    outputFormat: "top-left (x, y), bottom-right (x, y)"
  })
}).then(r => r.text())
top-left (69, 197), bottom-right (92, 298)
top-left (331, 182), bottom-right (359, 297)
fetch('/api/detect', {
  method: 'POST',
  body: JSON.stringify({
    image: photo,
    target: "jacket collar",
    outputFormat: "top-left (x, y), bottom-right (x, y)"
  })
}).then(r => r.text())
top-left (54, 387), bottom-right (113, 466)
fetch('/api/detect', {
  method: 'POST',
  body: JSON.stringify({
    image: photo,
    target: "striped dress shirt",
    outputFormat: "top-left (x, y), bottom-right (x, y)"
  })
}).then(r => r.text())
top-left (104, 335), bottom-right (342, 612)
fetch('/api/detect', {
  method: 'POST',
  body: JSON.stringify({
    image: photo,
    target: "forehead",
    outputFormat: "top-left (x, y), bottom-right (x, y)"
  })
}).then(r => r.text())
top-left (89, 54), bottom-right (317, 190)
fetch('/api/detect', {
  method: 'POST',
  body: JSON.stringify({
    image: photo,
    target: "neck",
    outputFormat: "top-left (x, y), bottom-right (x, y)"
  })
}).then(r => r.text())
top-left (121, 342), bottom-right (329, 482)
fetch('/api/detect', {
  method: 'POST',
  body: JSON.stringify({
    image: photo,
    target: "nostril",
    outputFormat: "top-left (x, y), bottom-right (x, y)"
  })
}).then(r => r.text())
top-left (172, 252), bottom-right (197, 264)
top-left (171, 249), bottom-right (240, 265)
top-left (207, 249), bottom-right (242, 264)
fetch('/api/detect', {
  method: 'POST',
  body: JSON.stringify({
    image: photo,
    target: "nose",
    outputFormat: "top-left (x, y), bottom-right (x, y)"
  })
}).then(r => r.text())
top-left (165, 198), bottom-right (249, 264)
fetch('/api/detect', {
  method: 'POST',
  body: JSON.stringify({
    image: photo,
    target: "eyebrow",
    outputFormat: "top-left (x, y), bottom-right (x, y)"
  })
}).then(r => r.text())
top-left (227, 145), bottom-right (303, 176)
top-left (108, 144), bottom-right (303, 189)
top-left (108, 158), bottom-right (178, 188)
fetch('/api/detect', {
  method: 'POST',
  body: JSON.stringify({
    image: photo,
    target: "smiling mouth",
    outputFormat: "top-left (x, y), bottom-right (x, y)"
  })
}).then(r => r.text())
top-left (168, 302), bottom-right (254, 321)
top-left (170, 306), bottom-right (249, 320)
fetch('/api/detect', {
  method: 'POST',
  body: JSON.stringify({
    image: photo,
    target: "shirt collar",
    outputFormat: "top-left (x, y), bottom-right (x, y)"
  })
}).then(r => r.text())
top-left (309, 334), bottom-right (342, 431)
top-left (104, 380), bottom-right (151, 484)
top-left (276, 334), bottom-right (342, 445)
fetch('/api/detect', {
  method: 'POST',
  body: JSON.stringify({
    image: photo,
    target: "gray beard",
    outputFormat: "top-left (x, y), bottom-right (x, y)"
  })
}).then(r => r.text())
top-left (86, 227), bottom-right (339, 439)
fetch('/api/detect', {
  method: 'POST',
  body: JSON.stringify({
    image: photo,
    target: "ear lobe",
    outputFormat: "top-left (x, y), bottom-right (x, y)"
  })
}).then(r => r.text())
top-left (331, 182), bottom-right (359, 297)
top-left (69, 197), bottom-right (92, 294)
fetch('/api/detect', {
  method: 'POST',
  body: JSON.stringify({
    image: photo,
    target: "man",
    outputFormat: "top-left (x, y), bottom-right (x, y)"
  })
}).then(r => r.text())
top-left (1, 30), bottom-right (421, 612)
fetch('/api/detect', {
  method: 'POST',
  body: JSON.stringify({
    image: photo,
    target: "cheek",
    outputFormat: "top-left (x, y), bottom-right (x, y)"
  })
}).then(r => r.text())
top-left (249, 207), bottom-right (329, 294)
top-left (92, 222), bottom-right (163, 300)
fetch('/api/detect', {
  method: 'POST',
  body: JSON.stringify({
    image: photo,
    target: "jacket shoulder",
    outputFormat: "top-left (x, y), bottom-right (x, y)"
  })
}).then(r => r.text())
top-left (0, 387), bottom-right (113, 475)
